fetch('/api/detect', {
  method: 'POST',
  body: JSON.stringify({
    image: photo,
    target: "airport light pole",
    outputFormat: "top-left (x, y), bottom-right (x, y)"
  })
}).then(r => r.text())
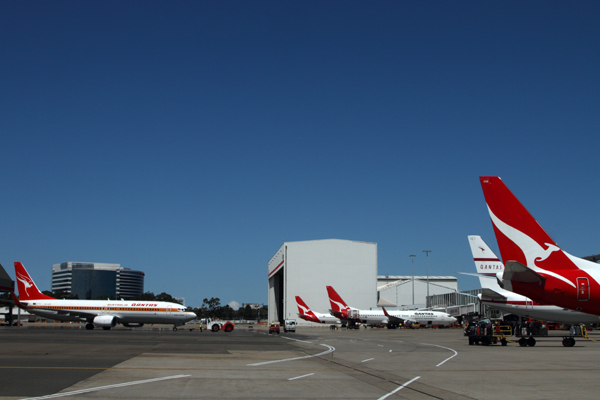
top-left (423, 250), bottom-right (431, 305)
top-left (410, 255), bottom-right (416, 306)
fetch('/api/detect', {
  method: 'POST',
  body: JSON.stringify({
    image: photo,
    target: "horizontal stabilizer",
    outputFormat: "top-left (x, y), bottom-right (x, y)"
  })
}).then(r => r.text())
top-left (480, 288), bottom-right (508, 302)
top-left (504, 261), bottom-right (546, 285)
top-left (458, 272), bottom-right (481, 277)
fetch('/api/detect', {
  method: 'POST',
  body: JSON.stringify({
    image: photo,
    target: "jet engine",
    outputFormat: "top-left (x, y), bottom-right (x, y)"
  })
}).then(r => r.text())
top-left (93, 315), bottom-right (117, 328)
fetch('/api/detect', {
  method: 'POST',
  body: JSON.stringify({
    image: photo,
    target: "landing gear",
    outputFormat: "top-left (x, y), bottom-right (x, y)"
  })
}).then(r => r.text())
top-left (103, 327), bottom-right (111, 331)
top-left (173, 326), bottom-right (178, 332)
top-left (562, 337), bottom-right (576, 347)
top-left (85, 323), bottom-right (94, 330)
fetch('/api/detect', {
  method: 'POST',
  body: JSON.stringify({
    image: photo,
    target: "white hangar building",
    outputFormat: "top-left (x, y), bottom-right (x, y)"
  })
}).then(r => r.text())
top-left (268, 239), bottom-right (377, 325)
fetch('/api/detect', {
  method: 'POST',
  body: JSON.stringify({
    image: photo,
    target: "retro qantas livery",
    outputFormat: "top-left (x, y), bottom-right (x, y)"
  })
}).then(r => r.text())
top-left (480, 176), bottom-right (600, 316)
top-left (295, 296), bottom-right (340, 324)
top-left (326, 286), bottom-right (456, 327)
top-left (12, 262), bottom-right (196, 330)
top-left (468, 235), bottom-right (600, 324)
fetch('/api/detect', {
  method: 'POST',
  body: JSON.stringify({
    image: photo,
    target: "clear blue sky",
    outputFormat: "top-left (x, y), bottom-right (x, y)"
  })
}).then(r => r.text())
top-left (1, 2), bottom-right (599, 308)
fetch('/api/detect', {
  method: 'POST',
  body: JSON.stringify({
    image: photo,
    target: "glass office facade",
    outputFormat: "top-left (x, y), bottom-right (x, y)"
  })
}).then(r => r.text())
top-left (51, 262), bottom-right (144, 300)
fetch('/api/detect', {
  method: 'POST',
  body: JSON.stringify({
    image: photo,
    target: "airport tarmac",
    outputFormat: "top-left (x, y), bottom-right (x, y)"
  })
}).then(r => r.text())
top-left (1, 325), bottom-right (600, 399)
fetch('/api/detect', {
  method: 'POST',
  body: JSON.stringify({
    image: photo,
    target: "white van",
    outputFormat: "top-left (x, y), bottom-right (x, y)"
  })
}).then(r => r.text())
top-left (284, 319), bottom-right (296, 332)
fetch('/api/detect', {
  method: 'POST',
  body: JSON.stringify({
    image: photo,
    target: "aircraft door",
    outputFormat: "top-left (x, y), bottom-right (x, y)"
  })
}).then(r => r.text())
top-left (526, 300), bottom-right (533, 309)
top-left (577, 277), bottom-right (590, 301)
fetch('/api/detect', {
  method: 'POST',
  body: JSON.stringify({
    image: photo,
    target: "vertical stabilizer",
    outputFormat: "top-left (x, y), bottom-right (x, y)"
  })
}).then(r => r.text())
top-left (479, 176), bottom-right (574, 273)
top-left (468, 235), bottom-right (504, 290)
top-left (326, 286), bottom-right (351, 320)
top-left (14, 262), bottom-right (54, 301)
top-left (295, 296), bottom-right (320, 323)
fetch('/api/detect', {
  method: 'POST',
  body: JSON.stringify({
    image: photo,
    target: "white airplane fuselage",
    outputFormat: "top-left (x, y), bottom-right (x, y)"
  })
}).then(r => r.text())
top-left (20, 298), bottom-right (196, 326)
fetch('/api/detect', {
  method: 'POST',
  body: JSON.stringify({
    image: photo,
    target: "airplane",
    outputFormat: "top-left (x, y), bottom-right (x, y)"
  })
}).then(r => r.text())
top-left (326, 285), bottom-right (457, 327)
top-left (11, 262), bottom-right (197, 331)
top-left (295, 296), bottom-right (340, 324)
top-left (480, 176), bottom-right (600, 316)
top-left (468, 235), bottom-right (600, 324)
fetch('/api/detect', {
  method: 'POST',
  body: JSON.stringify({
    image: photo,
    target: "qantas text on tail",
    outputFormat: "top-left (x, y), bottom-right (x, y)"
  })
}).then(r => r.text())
top-left (13, 262), bottom-right (196, 330)
top-left (480, 176), bottom-right (600, 316)
top-left (468, 235), bottom-right (600, 324)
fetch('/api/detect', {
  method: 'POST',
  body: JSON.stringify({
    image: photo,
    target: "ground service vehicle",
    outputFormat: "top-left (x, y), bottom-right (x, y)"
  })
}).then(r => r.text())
top-left (284, 319), bottom-right (296, 332)
top-left (205, 319), bottom-right (234, 332)
top-left (269, 323), bottom-right (280, 334)
top-left (466, 319), bottom-right (512, 346)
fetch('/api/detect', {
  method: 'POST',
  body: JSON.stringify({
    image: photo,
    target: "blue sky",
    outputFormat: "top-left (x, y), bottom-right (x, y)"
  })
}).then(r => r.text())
top-left (1, 2), bottom-right (599, 308)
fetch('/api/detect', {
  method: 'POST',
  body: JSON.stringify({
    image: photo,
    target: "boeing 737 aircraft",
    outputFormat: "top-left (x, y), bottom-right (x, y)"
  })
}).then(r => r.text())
top-left (295, 296), bottom-right (340, 324)
top-left (12, 262), bottom-right (196, 330)
top-left (480, 176), bottom-right (600, 316)
top-left (326, 286), bottom-right (456, 327)
top-left (468, 235), bottom-right (600, 324)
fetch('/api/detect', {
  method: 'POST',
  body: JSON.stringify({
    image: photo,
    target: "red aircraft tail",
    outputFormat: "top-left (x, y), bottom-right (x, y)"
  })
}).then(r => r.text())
top-left (14, 262), bottom-right (54, 301)
top-left (295, 296), bottom-right (320, 323)
top-left (326, 286), bottom-right (349, 319)
top-left (479, 177), bottom-right (569, 272)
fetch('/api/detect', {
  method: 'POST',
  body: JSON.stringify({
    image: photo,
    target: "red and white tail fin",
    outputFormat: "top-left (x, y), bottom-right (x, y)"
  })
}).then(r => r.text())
top-left (295, 296), bottom-right (320, 323)
top-left (326, 286), bottom-right (350, 319)
top-left (479, 177), bottom-right (573, 273)
top-left (14, 262), bottom-right (54, 301)
top-left (468, 235), bottom-right (504, 289)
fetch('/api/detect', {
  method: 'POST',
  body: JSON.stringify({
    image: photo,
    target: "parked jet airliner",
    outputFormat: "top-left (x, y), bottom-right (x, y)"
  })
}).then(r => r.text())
top-left (326, 286), bottom-right (456, 327)
top-left (468, 235), bottom-right (600, 324)
top-left (480, 176), bottom-right (600, 316)
top-left (12, 262), bottom-right (196, 330)
top-left (295, 296), bottom-right (340, 324)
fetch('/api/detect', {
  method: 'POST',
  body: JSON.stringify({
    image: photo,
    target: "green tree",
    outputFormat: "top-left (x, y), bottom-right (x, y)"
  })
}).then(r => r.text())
top-left (156, 292), bottom-right (178, 303)
top-left (200, 297), bottom-right (221, 319)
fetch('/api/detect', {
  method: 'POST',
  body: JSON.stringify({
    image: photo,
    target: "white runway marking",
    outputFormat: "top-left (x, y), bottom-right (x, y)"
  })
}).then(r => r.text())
top-left (377, 376), bottom-right (421, 400)
top-left (20, 374), bottom-right (191, 400)
top-left (361, 358), bottom-right (374, 363)
top-left (247, 344), bottom-right (335, 366)
top-left (420, 343), bottom-right (458, 367)
top-left (281, 336), bottom-right (313, 344)
top-left (288, 373), bottom-right (315, 381)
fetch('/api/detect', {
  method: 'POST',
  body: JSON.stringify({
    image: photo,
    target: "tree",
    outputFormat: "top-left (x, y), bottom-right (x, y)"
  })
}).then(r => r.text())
top-left (200, 297), bottom-right (221, 319)
top-left (156, 292), bottom-right (181, 305)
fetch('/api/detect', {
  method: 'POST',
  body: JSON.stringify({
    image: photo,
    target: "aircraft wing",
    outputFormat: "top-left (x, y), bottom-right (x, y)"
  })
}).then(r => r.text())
top-left (381, 307), bottom-right (404, 324)
top-left (329, 309), bottom-right (345, 319)
top-left (503, 261), bottom-right (546, 285)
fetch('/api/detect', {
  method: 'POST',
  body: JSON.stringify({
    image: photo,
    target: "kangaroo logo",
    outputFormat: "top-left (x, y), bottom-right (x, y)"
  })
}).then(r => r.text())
top-left (329, 298), bottom-right (348, 312)
top-left (16, 270), bottom-right (34, 297)
top-left (297, 303), bottom-right (310, 315)
top-left (487, 204), bottom-right (574, 288)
